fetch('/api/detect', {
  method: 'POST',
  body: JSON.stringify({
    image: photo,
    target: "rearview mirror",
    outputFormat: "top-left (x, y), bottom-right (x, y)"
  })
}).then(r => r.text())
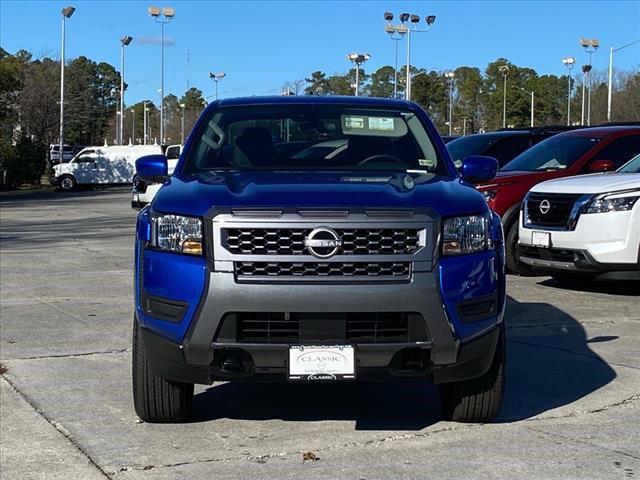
top-left (589, 159), bottom-right (615, 173)
top-left (136, 154), bottom-right (168, 183)
top-left (460, 155), bottom-right (498, 183)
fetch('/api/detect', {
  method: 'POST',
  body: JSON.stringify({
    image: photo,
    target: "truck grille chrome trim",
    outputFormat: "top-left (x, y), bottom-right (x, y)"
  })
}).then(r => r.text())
top-left (235, 261), bottom-right (411, 280)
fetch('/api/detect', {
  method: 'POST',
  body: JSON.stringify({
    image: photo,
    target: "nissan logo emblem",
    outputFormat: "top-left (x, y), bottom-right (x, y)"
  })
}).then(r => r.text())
top-left (304, 227), bottom-right (341, 258)
top-left (539, 199), bottom-right (551, 215)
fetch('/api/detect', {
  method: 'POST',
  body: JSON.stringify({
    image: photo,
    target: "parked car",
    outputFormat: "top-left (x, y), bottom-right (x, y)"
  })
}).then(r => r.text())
top-left (518, 153), bottom-right (640, 283)
top-left (132, 96), bottom-right (506, 423)
top-left (476, 126), bottom-right (640, 275)
top-left (49, 144), bottom-right (76, 165)
top-left (447, 127), bottom-right (572, 169)
top-left (53, 145), bottom-right (162, 191)
top-left (132, 144), bottom-right (182, 208)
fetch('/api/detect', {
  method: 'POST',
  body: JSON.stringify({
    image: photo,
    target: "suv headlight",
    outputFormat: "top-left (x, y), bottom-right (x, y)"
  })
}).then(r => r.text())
top-left (152, 214), bottom-right (203, 255)
top-left (442, 214), bottom-right (491, 256)
top-left (584, 191), bottom-right (639, 214)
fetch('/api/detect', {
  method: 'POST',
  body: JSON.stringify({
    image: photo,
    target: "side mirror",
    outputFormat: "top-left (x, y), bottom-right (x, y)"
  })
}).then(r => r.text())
top-left (589, 159), bottom-right (615, 173)
top-left (460, 155), bottom-right (498, 183)
top-left (136, 154), bottom-right (168, 183)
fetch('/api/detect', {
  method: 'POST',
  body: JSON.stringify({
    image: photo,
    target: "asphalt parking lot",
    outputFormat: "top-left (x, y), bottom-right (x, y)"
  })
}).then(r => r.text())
top-left (1, 189), bottom-right (639, 480)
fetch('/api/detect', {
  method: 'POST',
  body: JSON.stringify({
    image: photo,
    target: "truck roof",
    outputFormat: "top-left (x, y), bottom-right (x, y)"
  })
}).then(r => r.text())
top-left (215, 95), bottom-right (414, 109)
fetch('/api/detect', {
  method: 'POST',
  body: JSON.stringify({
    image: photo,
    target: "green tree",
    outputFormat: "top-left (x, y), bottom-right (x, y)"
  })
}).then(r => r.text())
top-left (369, 65), bottom-right (395, 98)
top-left (304, 70), bottom-right (329, 95)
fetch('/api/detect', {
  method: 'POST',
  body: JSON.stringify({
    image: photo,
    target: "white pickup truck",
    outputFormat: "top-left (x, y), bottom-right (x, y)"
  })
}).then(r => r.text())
top-left (518, 154), bottom-right (640, 283)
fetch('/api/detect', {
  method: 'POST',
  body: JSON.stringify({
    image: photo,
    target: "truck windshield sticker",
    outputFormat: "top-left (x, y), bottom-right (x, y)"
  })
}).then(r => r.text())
top-left (344, 116), bottom-right (365, 129)
top-left (368, 117), bottom-right (395, 131)
top-left (419, 158), bottom-right (436, 168)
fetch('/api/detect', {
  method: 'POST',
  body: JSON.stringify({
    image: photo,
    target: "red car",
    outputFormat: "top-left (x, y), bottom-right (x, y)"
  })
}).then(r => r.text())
top-left (476, 126), bottom-right (640, 275)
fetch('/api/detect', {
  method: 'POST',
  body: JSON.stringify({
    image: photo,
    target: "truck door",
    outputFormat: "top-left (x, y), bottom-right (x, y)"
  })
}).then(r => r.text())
top-left (72, 150), bottom-right (98, 184)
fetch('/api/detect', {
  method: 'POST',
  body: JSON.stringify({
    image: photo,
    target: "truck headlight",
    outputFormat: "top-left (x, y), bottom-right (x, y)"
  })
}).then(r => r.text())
top-left (442, 214), bottom-right (491, 256)
top-left (584, 192), bottom-right (639, 214)
top-left (152, 214), bottom-right (203, 255)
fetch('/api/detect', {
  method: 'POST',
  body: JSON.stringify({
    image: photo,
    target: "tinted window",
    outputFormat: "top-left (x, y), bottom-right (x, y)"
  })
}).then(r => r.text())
top-left (446, 134), bottom-right (502, 167)
top-left (591, 135), bottom-right (640, 169)
top-left (484, 135), bottom-right (532, 166)
top-left (617, 153), bottom-right (640, 173)
top-left (501, 135), bottom-right (599, 172)
top-left (185, 105), bottom-right (444, 174)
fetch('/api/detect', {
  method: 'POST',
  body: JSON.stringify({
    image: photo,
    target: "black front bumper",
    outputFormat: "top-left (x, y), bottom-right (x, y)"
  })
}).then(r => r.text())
top-left (140, 322), bottom-right (501, 385)
top-left (517, 245), bottom-right (640, 280)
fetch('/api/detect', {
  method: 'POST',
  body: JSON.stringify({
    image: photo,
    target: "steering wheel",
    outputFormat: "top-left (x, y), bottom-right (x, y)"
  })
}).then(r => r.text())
top-left (358, 154), bottom-right (404, 166)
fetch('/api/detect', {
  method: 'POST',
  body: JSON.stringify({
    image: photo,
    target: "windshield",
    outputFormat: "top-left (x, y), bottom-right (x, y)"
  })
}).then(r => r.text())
top-left (501, 135), bottom-right (599, 172)
top-left (184, 105), bottom-right (445, 174)
top-left (446, 134), bottom-right (502, 167)
top-left (617, 153), bottom-right (640, 173)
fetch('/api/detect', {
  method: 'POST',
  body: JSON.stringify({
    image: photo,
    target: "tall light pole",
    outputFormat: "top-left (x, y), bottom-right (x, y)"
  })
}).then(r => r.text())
top-left (148, 6), bottom-right (175, 145)
top-left (498, 65), bottom-right (509, 128)
top-left (384, 12), bottom-right (404, 99)
top-left (581, 64), bottom-right (592, 126)
top-left (384, 12), bottom-right (435, 101)
top-left (179, 103), bottom-right (185, 144)
top-left (131, 107), bottom-right (135, 144)
top-left (579, 37), bottom-right (599, 126)
top-left (607, 39), bottom-right (640, 122)
top-left (143, 101), bottom-right (149, 145)
top-left (59, 6), bottom-right (75, 164)
top-left (519, 87), bottom-right (535, 127)
top-left (562, 57), bottom-right (575, 126)
top-left (208, 72), bottom-right (226, 100)
top-left (445, 71), bottom-right (455, 135)
top-left (347, 53), bottom-right (370, 96)
top-left (119, 35), bottom-right (133, 145)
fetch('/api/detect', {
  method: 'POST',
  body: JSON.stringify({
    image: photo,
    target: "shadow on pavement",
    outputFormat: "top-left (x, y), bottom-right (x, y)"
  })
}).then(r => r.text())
top-left (537, 277), bottom-right (640, 297)
top-left (191, 295), bottom-right (616, 429)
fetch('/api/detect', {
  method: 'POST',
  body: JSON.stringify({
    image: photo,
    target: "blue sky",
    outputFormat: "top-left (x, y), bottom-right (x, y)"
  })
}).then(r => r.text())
top-left (2, 0), bottom-right (639, 104)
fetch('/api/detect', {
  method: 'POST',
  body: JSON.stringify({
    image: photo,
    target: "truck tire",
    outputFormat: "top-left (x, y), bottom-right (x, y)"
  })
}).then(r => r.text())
top-left (59, 175), bottom-right (77, 192)
top-left (439, 325), bottom-right (505, 423)
top-left (505, 221), bottom-right (537, 276)
top-left (132, 317), bottom-right (193, 423)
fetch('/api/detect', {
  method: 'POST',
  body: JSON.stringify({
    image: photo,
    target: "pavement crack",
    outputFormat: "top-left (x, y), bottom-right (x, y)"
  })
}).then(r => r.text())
top-left (0, 376), bottom-right (111, 478)
top-left (521, 394), bottom-right (640, 422)
top-left (6, 348), bottom-right (130, 361)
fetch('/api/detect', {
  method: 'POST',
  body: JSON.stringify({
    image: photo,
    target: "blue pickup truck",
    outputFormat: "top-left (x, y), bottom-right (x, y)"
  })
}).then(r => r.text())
top-left (133, 96), bottom-right (505, 423)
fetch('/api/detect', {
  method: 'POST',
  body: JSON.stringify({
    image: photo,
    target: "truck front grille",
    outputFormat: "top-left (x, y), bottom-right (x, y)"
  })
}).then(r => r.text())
top-left (525, 193), bottom-right (582, 228)
top-left (223, 228), bottom-right (420, 256)
top-left (235, 261), bottom-right (410, 280)
top-left (222, 312), bottom-right (426, 344)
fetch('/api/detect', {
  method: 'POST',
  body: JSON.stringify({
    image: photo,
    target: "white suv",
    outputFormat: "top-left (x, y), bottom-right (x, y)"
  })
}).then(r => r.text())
top-left (518, 154), bottom-right (640, 282)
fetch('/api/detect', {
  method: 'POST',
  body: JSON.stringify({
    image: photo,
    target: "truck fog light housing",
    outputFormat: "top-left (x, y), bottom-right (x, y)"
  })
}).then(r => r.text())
top-left (153, 214), bottom-right (203, 255)
top-left (442, 214), bottom-right (490, 256)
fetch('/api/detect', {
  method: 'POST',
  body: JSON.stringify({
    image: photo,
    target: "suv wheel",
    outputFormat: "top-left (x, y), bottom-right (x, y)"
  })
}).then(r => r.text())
top-left (439, 325), bottom-right (505, 423)
top-left (506, 221), bottom-right (537, 276)
top-left (59, 175), bottom-right (77, 192)
top-left (132, 317), bottom-right (194, 423)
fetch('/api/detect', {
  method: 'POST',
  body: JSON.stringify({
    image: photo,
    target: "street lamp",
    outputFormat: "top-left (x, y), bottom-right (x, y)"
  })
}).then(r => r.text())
top-left (208, 72), bottom-right (226, 100)
top-left (384, 12), bottom-right (404, 99)
top-left (143, 101), bottom-right (149, 145)
top-left (518, 87), bottom-right (535, 127)
top-left (119, 35), bottom-right (133, 145)
top-left (384, 12), bottom-right (435, 101)
top-left (179, 103), bottom-right (185, 144)
top-left (346, 53), bottom-right (370, 96)
top-left (579, 37), bottom-right (599, 126)
top-left (131, 107), bottom-right (136, 144)
top-left (498, 65), bottom-right (509, 128)
top-left (445, 71), bottom-right (455, 135)
top-left (59, 5), bottom-right (75, 165)
top-left (607, 39), bottom-right (640, 122)
top-left (581, 64), bottom-right (592, 126)
top-left (148, 5), bottom-right (175, 144)
top-left (561, 57), bottom-right (575, 126)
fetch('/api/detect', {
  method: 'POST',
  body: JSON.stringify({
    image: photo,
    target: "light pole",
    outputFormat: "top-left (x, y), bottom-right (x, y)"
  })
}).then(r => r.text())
top-left (59, 6), bottom-right (75, 164)
top-left (131, 107), bottom-right (135, 144)
top-left (498, 65), bottom-right (509, 128)
top-left (383, 12), bottom-right (404, 98)
top-left (148, 6), bottom-right (175, 144)
top-left (561, 57), bottom-right (575, 126)
top-left (607, 39), bottom-right (640, 122)
top-left (179, 103), bottom-right (185, 144)
top-left (519, 88), bottom-right (535, 127)
top-left (579, 37), bottom-right (599, 126)
top-left (143, 101), bottom-right (149, 145)
top-left (346, 53), bottom-right (371, 96)
top-left (581, 64), bottom-right (592, 126)
top-left (119, 35), bottom-right (133, 145)
top-left (445, 71), bottom-right (455, 135)
top-left (208, 72), bottom-right (226, 100)
top-left (384, 12), bottom-right (435, 101)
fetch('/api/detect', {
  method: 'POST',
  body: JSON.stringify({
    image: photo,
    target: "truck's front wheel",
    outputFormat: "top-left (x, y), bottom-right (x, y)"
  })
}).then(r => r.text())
top-left (132, 317), bottom-right (193, 423)
top-left (439, 325), bottom-right (505, 423)
top-left (59, 175), bottom-right (77, 192)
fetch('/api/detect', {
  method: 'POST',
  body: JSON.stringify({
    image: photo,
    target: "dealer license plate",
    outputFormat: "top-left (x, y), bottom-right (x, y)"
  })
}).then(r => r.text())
top-left (532, 231), bottom-right (551, 248)
top-left (288, 345), bottom-right (355, 381)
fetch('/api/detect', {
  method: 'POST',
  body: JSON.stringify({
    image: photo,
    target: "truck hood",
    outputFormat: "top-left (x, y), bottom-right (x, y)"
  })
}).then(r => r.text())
top-left (152, 170), bottom-right (487, 218)
top-left (531, 172), bottom-right (640, 194)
